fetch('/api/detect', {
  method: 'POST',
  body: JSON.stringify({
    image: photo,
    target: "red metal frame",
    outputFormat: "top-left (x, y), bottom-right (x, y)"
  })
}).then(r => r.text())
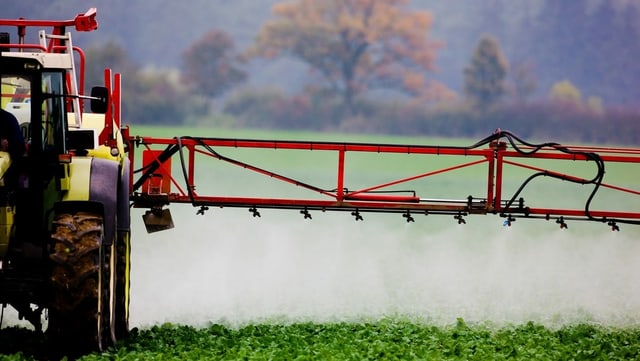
top-left (125, 133), bottom-right (640, 228)
top-left (0, 9), bottom-right (97, 111)
top-left (99, 68), bottom-right (122, 147)
top-left (0, 8), bottom-right (98, 35)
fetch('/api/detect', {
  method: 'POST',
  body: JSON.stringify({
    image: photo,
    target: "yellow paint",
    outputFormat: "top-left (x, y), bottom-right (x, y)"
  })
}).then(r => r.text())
top-left (68, 112), bottom-right (126, 163)
top-left (58, 163), bottom-right (70, 191)
top-left (0, 206), bottom-right (15, 258)
top-left (63, 157), bottom-right (92, 201)
top-left (123, 231), bottom-right (131, 323)
top-left (0, 152), bottom-right (12, 186)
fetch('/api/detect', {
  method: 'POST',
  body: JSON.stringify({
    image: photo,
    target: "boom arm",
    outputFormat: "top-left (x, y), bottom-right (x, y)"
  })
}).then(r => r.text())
top-left (124, 129), bottom-right (640, 232)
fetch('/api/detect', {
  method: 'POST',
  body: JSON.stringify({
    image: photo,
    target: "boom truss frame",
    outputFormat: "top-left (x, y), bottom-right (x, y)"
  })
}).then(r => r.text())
top-left (124, 129), bottom-right (640, 230)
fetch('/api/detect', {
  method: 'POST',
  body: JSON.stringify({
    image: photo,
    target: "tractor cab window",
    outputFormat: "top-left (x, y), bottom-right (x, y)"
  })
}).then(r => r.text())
top-left (1, 74), bottom-right (31, 126)
top-left (1, 74), bottom-right (31, 156)
top-left (41, 72), bottom-right (67, 154)
top-left (1, 71), bottom-right (68, 155)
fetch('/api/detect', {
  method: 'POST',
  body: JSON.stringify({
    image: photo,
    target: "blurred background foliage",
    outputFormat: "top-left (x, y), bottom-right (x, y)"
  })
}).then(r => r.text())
top-left (2, 0), bottom-right (639, 144)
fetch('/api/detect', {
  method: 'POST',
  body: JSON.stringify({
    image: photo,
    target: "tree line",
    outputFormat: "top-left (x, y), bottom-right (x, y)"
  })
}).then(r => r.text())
top-left (77, 0), bottom-right (639, 145)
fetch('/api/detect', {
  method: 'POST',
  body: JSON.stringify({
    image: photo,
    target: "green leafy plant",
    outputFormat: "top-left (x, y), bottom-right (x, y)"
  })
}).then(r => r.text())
top-left (5, 319), bottom-right (637, 360)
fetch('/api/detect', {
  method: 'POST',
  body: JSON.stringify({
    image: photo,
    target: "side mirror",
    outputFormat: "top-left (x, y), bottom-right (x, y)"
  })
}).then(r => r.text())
top-left (90, 86), bottom-right (109, 114)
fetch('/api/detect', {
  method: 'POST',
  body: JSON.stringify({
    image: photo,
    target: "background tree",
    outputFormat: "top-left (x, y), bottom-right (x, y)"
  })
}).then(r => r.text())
top-left (126, 68), bottom-right (207, 125)
top-left (181, 30), bottom-right (247, 110)
top-left (527, 1), bottom-right (640, 105)
top-left (85, 42), bottom-right (205, 124)
top-left (83, 41), bottom-right (139, 94)
top-left (248, 0), bottom-right (443, 114)
top-left (509, 60), bottom-right (537, 103)
top-left (463, 35), bottom-right (508, 110)
top-left (549, 80), bottom-right (581, 106)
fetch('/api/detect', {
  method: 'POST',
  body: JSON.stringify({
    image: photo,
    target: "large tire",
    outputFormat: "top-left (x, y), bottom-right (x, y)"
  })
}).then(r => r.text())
top-left (47, 211), bottom-right (115, 356)
top-left (113, 230), bottom-right (131, 339)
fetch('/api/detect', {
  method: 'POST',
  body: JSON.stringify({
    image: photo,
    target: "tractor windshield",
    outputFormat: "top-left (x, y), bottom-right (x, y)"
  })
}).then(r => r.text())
top-left (1, 71), bottom-right (67, 155)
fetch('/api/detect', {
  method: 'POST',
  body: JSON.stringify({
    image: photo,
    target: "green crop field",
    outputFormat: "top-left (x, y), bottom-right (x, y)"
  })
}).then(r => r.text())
top-left (3, 319), bottom-right (640, 360)
top-left (2, 127), bottom-right (639, 360)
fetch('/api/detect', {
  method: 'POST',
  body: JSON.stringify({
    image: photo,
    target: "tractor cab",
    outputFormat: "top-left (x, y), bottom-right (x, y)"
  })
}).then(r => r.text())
top-left (0, 15), bottom-right (92, 264)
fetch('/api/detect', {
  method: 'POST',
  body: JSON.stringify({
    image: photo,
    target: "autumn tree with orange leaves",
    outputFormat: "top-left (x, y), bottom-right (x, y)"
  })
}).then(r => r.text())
top-left (249, 0), bottom-right (446, 113)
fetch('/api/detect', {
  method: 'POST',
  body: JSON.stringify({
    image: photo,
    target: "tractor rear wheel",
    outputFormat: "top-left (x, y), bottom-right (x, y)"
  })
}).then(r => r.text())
top-left (113, 230), bottom-right (131, 339)
top-left (47, 211), bottom-right (115, 356)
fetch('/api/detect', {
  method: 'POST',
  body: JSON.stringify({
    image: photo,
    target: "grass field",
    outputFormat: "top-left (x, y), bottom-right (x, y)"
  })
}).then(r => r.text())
top-left (2, 127), bottom-right (639, 360)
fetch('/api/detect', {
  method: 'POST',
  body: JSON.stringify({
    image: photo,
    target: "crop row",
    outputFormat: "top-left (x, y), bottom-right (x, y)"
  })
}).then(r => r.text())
top-left (3, 319), bottom-right (639, 360)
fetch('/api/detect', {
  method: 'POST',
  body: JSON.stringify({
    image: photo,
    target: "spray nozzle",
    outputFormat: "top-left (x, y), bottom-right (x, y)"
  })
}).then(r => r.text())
top-left (300, 208), bottom-right (312, 220)
top-left (249, 207), bottom-right (261, 218)
top-left (556, 217), bottom-right (568, 229)
top-left (503, 215), bottom-right (516, 227)
top-left (403, 211), bottom-right (415, 223)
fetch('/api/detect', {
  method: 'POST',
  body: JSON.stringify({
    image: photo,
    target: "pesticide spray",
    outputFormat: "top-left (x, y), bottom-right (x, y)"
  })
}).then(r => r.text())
top-left (117, 128), bottom-right (640, 330)
top-left (129, 207), bottom-right (640, 329)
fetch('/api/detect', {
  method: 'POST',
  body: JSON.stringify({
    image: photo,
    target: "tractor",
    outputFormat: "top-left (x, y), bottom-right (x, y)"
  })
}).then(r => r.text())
top-left (0, 9), bottom-right (130, 354)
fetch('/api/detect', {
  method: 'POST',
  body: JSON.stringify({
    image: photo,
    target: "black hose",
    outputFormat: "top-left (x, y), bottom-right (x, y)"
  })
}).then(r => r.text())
top-left (175, 137), bottom-right (196, 205)
top-left (490, 130), bottom-right (636, 225)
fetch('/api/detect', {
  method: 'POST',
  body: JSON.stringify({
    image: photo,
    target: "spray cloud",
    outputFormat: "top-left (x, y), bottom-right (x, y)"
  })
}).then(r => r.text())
top-left (130, 208), bottom-right (640, 329)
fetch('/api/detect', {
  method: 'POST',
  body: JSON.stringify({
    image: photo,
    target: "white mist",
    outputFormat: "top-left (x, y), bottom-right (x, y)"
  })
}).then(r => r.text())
top-left (129, 208), bottom-right (640, 329)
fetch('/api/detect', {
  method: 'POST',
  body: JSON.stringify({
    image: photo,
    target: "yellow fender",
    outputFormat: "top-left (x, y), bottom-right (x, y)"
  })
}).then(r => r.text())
top-left (64, 157), bottom-right (92, 201)
top-left (62, 156), bottom-right (119, 245)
